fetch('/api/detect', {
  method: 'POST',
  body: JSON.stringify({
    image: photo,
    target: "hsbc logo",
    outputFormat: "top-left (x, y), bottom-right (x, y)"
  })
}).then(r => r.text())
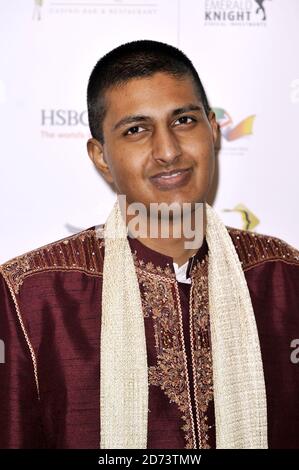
top-left (41, 109), bottom-right (88, 127)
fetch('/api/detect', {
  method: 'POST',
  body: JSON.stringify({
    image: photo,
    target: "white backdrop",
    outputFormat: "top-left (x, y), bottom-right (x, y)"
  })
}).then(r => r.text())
top-left (0, 0), bottom-right (298, 263)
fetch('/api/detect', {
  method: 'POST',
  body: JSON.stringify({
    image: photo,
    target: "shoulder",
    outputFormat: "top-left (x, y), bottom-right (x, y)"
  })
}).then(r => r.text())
top-left (227, 227), bottom-right (299, 271)
top-left (0, 224), bottom-right (105, 295)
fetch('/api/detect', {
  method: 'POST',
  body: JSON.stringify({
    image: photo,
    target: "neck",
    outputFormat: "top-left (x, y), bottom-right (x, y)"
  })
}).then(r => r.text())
top-left (125, 201), bottom-right (206, 267)
top-left (137, 237), bottom-right (200, 267)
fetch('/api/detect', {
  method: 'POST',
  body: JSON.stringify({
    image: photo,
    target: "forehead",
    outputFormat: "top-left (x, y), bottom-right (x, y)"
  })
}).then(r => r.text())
top-left (103, 72), bottom-right (201, 119)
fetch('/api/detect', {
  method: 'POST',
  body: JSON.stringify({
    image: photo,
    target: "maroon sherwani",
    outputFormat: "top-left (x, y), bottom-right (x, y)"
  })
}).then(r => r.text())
top-left (0, 226), bottom-right (299, 448)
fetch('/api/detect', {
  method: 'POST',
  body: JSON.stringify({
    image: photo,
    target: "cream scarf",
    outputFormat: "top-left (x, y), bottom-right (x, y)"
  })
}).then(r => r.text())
top-left (100, 199), bottom-right (268, 449)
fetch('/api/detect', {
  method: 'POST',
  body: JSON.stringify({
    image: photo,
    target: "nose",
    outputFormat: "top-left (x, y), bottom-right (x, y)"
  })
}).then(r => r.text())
top-left (151, 125), bottom-right (182, 166)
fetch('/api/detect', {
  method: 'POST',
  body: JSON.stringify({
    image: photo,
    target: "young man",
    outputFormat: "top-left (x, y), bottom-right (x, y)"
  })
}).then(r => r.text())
top-left (1, 40), bottom-right (299, 449)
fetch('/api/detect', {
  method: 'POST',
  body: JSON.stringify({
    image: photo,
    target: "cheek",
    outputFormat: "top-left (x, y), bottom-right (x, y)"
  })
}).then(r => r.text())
top-left (183, 127), bottom-right (213, 155)
top-left (109, 157), bottom-right (141, 189)
top-left (191, 143), bottom-right (213, 171)
top-left (104, 144), bottom-right (128, 180)
top-left (190, 143), bottom-right (214, 186)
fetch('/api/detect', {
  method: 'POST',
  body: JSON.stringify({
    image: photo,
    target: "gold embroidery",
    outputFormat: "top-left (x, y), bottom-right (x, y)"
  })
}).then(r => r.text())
top-left (190, 257), bottom-right (213, 448)
top-left (134, 262), bottom-right (196, 448)
top-left (134, 253), bottom-right (212, 449)
top-left (228, 227), bottom-right (299, 271)
top-left (1, 229), bottom-right (104, 294)
top-left (132, 251), bottom-right (175, 279)
top-left (0, 266), bottom-right (40, 400)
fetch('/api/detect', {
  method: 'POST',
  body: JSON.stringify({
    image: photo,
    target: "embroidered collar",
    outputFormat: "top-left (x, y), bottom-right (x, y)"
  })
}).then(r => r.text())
top-left (127, 235), bottom-right (208, 281)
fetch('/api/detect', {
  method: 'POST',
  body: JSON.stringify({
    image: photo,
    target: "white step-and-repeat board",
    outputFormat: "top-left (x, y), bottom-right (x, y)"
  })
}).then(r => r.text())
top-left (0, 0), bottom-right (298, 262)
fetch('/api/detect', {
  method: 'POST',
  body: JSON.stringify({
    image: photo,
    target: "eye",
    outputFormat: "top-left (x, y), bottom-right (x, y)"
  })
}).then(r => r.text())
top-left (174, 116), bottom-right (196, 126)
top-left (124, 125), bottom-right (145, 136)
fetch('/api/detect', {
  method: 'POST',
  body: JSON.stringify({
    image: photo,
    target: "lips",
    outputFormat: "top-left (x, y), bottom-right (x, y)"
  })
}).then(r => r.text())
top-left (150, 168), bottom-right (192, 190)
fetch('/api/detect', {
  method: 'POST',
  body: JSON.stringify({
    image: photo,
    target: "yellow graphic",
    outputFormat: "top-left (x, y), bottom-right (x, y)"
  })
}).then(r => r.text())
top-left (223, 204), bottom-right (260, 231)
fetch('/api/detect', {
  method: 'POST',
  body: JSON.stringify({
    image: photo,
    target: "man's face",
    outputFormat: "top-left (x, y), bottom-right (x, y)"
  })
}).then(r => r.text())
top-left (87, 72), bottom-right (218, 209)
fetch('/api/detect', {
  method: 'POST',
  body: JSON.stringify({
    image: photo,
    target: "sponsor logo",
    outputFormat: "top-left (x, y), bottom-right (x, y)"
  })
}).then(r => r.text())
top-left (223, 204), bottom-right (260, 230)
top-left (33, 0), bottom-right (158, 19)
top-left (41, 109), bottom-right (88, 126)
top-left (40, 109), bottom-right (90, 139)
top-left (214, 108), bottom-right (255, 141)
top-left (32, 0), bottom-right (44, 21)
top-left (204, 0), bottom-right (272, 27)
top-left (254, 0), bottom-right (268, 21)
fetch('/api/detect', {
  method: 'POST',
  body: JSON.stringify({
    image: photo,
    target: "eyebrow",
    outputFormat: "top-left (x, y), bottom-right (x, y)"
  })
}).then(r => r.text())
top-left (112, 104), bottom-right (203, 132)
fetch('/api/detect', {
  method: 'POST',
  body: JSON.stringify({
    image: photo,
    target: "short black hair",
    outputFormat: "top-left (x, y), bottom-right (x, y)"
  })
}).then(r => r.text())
top-left (87, 39), bottom-right (211, 143)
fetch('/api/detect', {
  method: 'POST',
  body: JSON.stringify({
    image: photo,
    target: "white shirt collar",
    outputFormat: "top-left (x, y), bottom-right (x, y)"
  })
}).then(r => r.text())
top-left (173, 258), bottom-right (193, 284)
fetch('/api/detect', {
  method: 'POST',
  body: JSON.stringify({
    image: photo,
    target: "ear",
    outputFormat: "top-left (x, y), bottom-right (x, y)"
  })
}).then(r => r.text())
top-left (87, 138), bottom-right (114, 184)
top-left (208, 110), bottom-right (219, 145)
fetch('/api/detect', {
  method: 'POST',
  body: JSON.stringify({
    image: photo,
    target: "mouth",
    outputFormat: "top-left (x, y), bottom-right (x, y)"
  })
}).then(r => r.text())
top-left (149, 168), bottom-right (192, 191)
